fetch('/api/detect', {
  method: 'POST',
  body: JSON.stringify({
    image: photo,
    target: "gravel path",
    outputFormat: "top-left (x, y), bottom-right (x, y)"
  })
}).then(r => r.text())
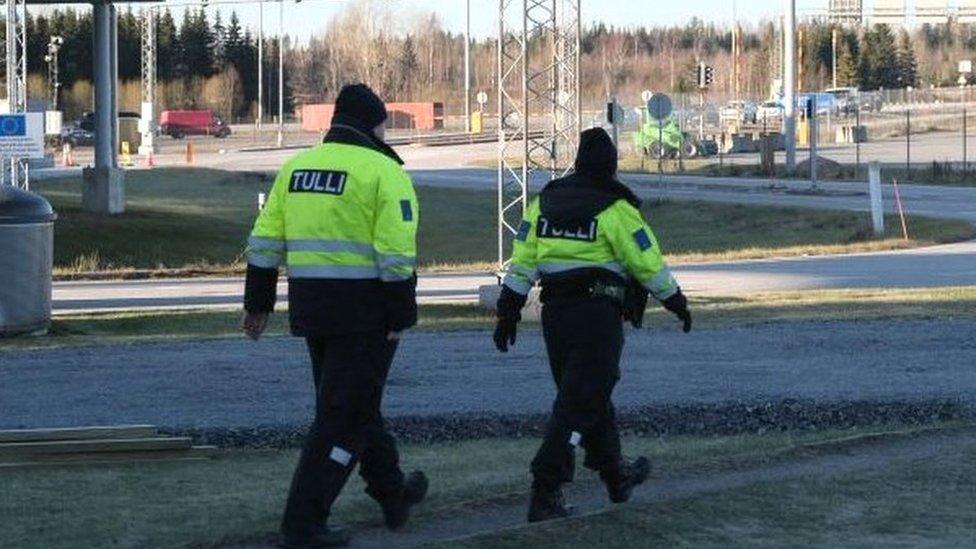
top-left (2, 318), bottom-right (976, 431)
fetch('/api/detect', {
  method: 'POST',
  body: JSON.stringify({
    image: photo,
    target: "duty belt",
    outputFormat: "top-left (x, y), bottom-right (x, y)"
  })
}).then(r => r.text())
top-left (589, 280), bottom-right (626, 303)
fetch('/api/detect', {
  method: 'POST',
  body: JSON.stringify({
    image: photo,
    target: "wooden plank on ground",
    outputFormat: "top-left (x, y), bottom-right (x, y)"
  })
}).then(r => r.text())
top-left (0, 425), bottom-right (158, 444)
top-left (0, 437), bottom-right (192, 457)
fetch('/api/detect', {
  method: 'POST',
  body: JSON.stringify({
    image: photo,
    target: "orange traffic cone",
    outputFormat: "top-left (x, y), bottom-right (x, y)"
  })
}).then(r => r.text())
top-left (186, 141), bottom-right (195, 165)
top-left (144, 152), bottom-right (156, 168)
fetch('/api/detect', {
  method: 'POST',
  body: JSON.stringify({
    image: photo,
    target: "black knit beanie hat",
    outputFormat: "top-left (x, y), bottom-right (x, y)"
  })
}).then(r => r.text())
top-left (332, 83), bottom-right (388, 131)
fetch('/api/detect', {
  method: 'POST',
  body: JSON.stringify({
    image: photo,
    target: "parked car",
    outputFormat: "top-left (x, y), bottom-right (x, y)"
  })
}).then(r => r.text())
top-left (719, 100), bottom-right (758, 125)
top-left (59, 122), bottom-right (94, 147)
top-left (756, 100), bottom-right (784, 123)
top-left (159, 110), bottom-right (231, 139)
top-left (78, 111), bottom-right (141, 132)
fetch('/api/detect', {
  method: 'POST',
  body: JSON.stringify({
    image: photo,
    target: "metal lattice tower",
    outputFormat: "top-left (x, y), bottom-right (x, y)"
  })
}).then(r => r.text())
top-left (139, 7), bottom-right (157, 156)
top-left (496, 0), bottom-right (581, 270)
top-left (3, 0), bottom-right (29, 189)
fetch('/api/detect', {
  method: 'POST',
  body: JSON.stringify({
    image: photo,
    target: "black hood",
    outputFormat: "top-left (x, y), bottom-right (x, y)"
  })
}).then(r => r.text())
top-left (574, 127), bottom-right (617, 178)
top-left (539, 127), bottom-right (639, 223)
top-left (539, 173), bottom-right (641, 225)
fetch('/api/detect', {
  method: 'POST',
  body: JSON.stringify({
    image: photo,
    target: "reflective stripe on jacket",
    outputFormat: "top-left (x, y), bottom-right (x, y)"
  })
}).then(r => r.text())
top-left (247, 142), bottom-right (419, 282)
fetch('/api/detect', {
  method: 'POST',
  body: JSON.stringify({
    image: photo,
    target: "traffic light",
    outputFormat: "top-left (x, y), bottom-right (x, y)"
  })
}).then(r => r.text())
top-left (696, 62), bottom-right (714, 89)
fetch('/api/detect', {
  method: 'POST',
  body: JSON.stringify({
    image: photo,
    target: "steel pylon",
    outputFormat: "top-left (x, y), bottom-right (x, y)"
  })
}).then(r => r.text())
top-left (496, 0), bottom-right (580, 270)
top-left (3, 0), bottom-right (29, 189)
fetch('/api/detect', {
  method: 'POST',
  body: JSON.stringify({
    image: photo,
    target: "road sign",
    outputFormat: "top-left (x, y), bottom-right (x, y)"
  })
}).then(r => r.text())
top-left (476, 91), bottom-right (489, 105)
top-left (0, 113), bottom-right (44, 159)
top-left (960, 60), bottom-right (973, 74)
top-left (641, 89), bottom-right (653, 103)
top-left (646, 93), bottom-right (672, 121)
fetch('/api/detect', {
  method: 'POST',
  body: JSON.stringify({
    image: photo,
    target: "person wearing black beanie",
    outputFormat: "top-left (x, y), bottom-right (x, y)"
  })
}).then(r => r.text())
top-left (243, 83), bottom-right (426, 548)
top-left (493, 126), bottom-right (692, 523)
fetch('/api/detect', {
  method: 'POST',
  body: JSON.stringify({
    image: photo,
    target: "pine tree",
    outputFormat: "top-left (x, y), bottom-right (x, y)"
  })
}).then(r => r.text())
top-left (156, 9), bottom-right (179, 81)
top-left (896, 29), bottom-right (918, 88)
top-left (212, 10), bottom-right (226, 70)
top-left (836, 35), bottom-right (858, 88)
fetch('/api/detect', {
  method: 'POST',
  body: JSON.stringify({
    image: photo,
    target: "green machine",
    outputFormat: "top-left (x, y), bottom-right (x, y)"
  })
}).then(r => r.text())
top-left (634, 111), bottom-right (716, 159)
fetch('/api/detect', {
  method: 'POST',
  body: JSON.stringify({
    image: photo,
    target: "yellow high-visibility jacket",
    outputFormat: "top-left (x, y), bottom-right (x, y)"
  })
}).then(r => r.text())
top-left (244, 130), bottom-right (419, 336)
top-left (502, 196), bottom-right (678, 301)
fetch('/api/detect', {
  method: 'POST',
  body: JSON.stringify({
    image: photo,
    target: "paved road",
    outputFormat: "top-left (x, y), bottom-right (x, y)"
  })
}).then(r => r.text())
top-left (51, 241), bottom-right (976, 313)
top-left (50, 170), bottom-right (976, 314)
top-left (2, 318), bottom-right (974, 430)
top-left (58, 128), bottom-right (976, 172)
top-left (52, 273), bottom-right (496, 314)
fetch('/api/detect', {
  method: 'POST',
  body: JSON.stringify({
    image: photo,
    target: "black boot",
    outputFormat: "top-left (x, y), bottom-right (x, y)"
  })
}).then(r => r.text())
top-left (279, 526), bottom-right (351, 548)
top-left (601, 456), bottom-right (650, 504)
top-left (379, 470), bottom-right (429, 530)
top-left (527, 483), bottom-right (573, 523)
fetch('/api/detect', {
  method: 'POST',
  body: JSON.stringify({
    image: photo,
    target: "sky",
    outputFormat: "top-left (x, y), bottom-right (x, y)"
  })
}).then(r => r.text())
top-left (145, 0), bottom-right (827, 41)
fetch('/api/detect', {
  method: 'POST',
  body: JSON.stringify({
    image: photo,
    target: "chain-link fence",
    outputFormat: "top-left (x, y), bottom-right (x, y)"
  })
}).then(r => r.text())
top-left (582, 86), bottom-right (976, 184)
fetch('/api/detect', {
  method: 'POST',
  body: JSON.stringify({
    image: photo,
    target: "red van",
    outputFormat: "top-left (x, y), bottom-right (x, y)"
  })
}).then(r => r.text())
top-left (159, 110), bottom-right (231, 139)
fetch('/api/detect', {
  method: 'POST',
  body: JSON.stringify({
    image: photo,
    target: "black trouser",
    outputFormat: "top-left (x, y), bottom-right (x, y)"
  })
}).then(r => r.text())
top-left (531, 297), bottom-right (625, 489)
top-left (281, 331), bottom-right (405, 536)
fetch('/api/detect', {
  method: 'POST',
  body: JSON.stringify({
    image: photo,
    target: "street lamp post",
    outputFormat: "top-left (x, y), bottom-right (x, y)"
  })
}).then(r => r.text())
top-left (464, 0), bottom-right (471, 133)
top-left (277, 0), bottom-right (284, 148)
top-left (258, 1), bottom-right (264, 129)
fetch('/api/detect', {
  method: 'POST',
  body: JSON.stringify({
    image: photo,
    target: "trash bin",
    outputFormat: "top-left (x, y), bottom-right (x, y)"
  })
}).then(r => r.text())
top-left (0, 185), bottom-right (57, 336)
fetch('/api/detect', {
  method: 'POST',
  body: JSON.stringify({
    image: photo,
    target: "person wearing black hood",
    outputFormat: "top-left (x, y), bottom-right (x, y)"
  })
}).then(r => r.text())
top-left (493, 127), bottom-right (692, 522)
top-left (242, 83), bottom-right (427, 548)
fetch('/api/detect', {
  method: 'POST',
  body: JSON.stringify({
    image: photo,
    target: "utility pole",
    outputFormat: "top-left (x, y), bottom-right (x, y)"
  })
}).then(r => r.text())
top-left (465, 0), bottom-right (471, 133)
top-left (831, 27), bottom-right (838, 89)
top-left (257, 1), bottom-right (264, 129)
top-left (784, 0), bottom-right (797, 174)
top-left (277, 0), bottom-right (284, 148)
top-left (732, 0), bottom-right (739, 98)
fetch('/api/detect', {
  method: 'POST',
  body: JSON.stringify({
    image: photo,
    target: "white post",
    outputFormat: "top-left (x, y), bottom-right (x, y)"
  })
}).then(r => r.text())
top-left (810, 94), bottom-right (818, 188)
top-left (869, 161), bottom-right (884, 237)
top-left (784, 0), bottom-right (797, 175)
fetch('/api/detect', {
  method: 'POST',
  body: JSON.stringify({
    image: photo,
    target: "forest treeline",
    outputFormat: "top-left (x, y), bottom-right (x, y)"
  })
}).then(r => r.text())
top-left (4, 1), bottom-right (976, 121)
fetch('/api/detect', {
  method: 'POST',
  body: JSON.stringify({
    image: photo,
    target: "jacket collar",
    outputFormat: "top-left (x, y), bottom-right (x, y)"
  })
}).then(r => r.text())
top-left (323, 123), bottom-right (404, 165)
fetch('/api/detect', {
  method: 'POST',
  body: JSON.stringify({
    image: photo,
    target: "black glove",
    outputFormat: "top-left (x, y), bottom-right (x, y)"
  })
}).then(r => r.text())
top-left (494, 317), bottom-right (518, 352)
top-left (494, 286), bottom-right (527, 352)
top-left (623, 278), bottom-right (650, 329)
top-left (662, 289), bottom-right (692, 333)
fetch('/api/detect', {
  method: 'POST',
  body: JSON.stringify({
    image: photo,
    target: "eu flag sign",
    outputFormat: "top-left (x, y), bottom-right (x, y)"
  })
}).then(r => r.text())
top-left (0, 115), bottom-right (27, 137)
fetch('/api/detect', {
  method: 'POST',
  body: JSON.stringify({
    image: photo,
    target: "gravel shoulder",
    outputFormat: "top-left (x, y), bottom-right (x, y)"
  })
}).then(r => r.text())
top-left (2, 318), bottom-right (975, 431)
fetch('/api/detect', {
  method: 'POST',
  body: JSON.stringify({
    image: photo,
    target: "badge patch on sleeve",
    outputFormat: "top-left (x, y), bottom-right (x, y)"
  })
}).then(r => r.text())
top-left (516, 220), bottom-right (531, 242)
top-left (400, 200), bottom-right (414, 222)
top-left (633, 228), bottom-right (653, 251)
